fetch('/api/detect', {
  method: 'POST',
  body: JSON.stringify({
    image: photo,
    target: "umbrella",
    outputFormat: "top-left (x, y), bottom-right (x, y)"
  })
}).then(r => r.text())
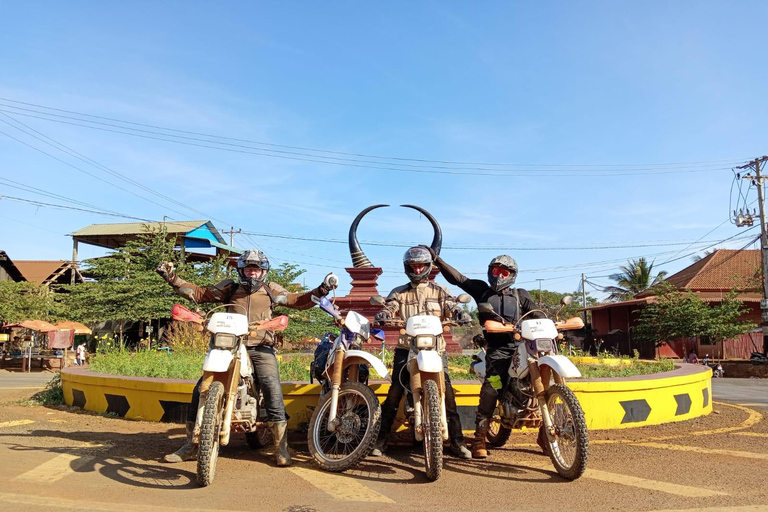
top-left (54, 321), bottom-right (93, 335)
top-left (4, 319), bottom-right (59, 332)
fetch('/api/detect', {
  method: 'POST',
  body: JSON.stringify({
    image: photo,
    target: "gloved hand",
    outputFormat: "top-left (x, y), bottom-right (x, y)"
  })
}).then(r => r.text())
top-left (419, 244), bottom-right (437, 261)
top-left (319, 272), bottom-right (339, 296)
top-left (374, 309), bottom-right (392, 325)
top-left (455, 309), bottom-right (473, 325)
top-left (155, 261), bottom-right (176, 283)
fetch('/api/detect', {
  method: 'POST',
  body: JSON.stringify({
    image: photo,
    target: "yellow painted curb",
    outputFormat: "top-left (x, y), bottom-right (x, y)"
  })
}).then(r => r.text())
top-left (61, 363), bottom-right (712, 431)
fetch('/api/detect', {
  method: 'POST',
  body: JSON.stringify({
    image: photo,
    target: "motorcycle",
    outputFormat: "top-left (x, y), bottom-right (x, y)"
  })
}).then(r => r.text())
top-left (186, 303), bottom-right (289, 487)
top-left (308, 296), bottom-right (391, 472)
top-left (472, 296), bottom-right (589, 480)
top-left (370, 293), bottom-right (472, 482)
top-left (702, 354), bottom-right (724, 378)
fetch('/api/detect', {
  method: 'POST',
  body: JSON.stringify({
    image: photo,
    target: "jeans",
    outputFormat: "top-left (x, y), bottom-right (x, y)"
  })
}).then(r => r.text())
top-left (378, 348), bottom-right (464, 444)
top-left (186, 344), bottom-right (287, 423)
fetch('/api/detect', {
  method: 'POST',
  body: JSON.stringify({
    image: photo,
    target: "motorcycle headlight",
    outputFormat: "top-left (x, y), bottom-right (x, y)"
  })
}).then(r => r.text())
top-left (415, 335), bottom-right (435, 349)
top-left (212, 333), bottom-right (238, 350)
top-left (535, 339), bottom-right (553, 352)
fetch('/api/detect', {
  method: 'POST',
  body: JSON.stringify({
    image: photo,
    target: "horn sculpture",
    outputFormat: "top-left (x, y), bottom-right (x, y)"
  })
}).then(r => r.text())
top-left (349, 204), bottom-right (389, 267)
top-left (401, 204), bottom-right (443, 255)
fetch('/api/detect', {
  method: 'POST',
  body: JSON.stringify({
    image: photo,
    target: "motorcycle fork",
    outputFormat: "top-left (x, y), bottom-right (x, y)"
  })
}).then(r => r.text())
top-left (326, 349), bottom-right (346, 432)
top-left (407, 358), bottom-right (424, 441)
top-left (529, 360), bottom-right (557, 444)
top-left (195, 363), bottom-right (237, 444)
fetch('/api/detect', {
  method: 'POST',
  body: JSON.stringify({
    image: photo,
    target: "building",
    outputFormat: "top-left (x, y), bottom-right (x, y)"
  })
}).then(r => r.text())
top-left (585, 249), bottom-right (761, 359)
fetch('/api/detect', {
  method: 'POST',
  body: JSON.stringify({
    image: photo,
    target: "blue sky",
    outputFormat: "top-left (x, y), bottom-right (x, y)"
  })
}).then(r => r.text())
top-left (2, 2), bottom-right (767, 300)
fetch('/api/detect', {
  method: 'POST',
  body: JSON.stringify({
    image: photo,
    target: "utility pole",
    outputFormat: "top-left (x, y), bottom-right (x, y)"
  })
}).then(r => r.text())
top-left (581, 273), bottom-right (588, 324)
top-left (736, 156), bottom-right (768, 355)
top-left (536, 279), bottom-right (544, 308)
top-left (222, 227), bottom-right (241, 247)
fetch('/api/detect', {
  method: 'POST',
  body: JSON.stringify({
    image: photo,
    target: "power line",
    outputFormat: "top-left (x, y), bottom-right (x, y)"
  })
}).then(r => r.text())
top-left (0, 194), bottom-right (155, 221)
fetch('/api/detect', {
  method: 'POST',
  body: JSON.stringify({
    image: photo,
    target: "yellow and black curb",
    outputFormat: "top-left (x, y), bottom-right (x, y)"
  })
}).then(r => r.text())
top-left (61, 363), bottom-right (712, 431)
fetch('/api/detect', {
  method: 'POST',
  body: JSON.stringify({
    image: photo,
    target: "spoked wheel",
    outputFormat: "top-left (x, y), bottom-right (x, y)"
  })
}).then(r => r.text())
top-left (197, 381), bottom-right (225, 487)
top-left (421, 379), bottom-right (443, 482)
top-left (543, 383), bottom-right (589, 480)
top-left (486, 405), bottom-right (512, 447)
top-left (308, 381), bottom-right (381, 472)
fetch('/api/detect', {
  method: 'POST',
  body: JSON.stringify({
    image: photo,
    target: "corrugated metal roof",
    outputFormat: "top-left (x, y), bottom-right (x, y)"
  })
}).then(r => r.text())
top-left (70, 220), bottom-right (209, 237)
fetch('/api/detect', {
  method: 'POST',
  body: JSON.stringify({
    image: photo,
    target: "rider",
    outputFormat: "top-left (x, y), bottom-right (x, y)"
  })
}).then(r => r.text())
top-left (156, 249), bottom-right (338, 467)
top-left (427, 249), bottom-right (542, 459)
top-left (371, 246), bottom-right (473, 459)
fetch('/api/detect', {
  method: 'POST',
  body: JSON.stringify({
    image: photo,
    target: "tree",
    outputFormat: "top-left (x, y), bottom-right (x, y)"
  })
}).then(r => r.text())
top-left (633, 283), bottom-right (755, 353)
top-left (270, 262), bottom-right (334, 345)
top-left (525, 289), bottom-right (598, 320)
top-left (0, 281), bottom-right (56, 325)
top-left (604, 258), bottom-right (668, 302)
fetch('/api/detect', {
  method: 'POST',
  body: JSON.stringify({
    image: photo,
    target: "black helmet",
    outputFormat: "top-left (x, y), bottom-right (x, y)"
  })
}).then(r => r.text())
top-left (487, 255), bottom-right (518, 292)
top-left (237, 249), bottom-right (270, 291)
top-left (403, 246), bottom-right (433, 284)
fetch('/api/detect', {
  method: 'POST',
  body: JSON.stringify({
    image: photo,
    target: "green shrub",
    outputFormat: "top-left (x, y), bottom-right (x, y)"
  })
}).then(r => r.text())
top-left (21, 372), bottom-right (65, 406)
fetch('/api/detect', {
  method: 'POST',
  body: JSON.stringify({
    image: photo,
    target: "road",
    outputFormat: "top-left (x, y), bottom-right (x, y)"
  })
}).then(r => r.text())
top-left (0, 376), bottom-right (766, 512)
top-left (712, 378), bottom-right (768, 408)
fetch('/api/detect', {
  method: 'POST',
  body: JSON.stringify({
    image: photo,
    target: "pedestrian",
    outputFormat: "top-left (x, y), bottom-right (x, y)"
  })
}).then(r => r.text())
top-left (688, 349), bottom-right (698, 364)
top-left (75, 343), bottom-right (86, 366)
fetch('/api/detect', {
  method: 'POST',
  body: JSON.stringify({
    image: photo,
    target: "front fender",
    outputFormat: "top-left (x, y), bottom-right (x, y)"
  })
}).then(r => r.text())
top-left (203, 349), bottom-right (234, 372)
top-left (416, 350), bottom-right (444, 373)
top-left (345, 349), bottom-right (390, 380)
top-left (538, 354), bottom-right (581, 379)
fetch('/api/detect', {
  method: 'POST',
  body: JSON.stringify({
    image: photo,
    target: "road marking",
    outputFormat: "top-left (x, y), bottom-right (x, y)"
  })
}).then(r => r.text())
top-left (583, 468), bottom-right (728, 497)
top-left (638, 441), bottom-right (768, 461)
top-left (288, 466), bottom-right (395, 503)
top-left (0, 419), bottom-right (35, 428)
top-left (734, 431), bottom-right (768, 438)
top-left (0, 492), bottom-right (250, 512)
top-left (12, 453), bottom-right (93, 483)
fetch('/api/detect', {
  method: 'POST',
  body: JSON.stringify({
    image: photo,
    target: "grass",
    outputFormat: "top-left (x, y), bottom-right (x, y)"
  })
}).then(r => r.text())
top-left (87, 349), bottom-right (676, 382)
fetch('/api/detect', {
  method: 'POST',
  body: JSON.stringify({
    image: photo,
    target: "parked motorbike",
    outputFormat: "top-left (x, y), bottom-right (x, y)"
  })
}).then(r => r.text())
top-left (702, 354), bottom-right (724, 378)
top-left (472, 296), bottom-right (589, 480)
top-left (308, 296), bottom-right (391, 472)
top-left (370, 293), bottom-right (472, 482)
top-left (187, 303), bottom-right (289, 487)
top-left (751, 351), bottom-right (768, 365)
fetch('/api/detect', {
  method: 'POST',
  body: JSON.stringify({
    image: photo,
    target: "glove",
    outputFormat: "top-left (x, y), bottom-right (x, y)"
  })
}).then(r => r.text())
top-left (374, 309), bottom-right (391, 325)
top-left (419, 244), bottom-right (437, 261)
top-left (155, 261), bottom-right (176, 283)
top-left (319, 272), bottom-right (339, 296)
top-left (455, 309), bottom-right (473, 325)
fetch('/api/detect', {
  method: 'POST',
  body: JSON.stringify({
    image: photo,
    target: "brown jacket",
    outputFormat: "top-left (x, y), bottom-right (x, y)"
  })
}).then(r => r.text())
top-left (379, 281), bottom-right (462, 350)
top-left (169, 277), bottom-right (321, 347)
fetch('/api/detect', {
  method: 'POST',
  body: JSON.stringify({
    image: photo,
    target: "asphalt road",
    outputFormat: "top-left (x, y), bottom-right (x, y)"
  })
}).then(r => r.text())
top-left (1, 377), bottom-right (767, 512)
top-left (711, 378), bottom-right (768, 408)
top-left (0, 369), bottom-right (55, 389)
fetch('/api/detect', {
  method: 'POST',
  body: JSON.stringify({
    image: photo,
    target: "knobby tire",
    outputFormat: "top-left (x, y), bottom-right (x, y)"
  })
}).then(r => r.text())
top-left (486, 405), bottom-right (512, 447)
top-left (422, 379), bottom-right (443, 482)
top-left (197, 381), bottom-right (224, 487)
top-left (544, 383), bottom-right (589, 480)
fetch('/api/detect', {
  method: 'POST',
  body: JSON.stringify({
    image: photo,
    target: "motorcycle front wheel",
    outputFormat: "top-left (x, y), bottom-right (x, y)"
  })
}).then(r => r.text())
top-left (308, 381), bottom-right (381, 472)
top-left (543, 383), bottom-right (589, 480)
top-left (421, 378), bottom-right (443, 482)
top-left (197, 381), bottom-right (225, 487)
top-left (486, 405), bottom-right (512, 447)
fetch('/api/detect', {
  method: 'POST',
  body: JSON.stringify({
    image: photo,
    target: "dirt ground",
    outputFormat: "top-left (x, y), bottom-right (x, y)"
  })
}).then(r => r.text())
top-left (1, 385), bottom-right (767, 512)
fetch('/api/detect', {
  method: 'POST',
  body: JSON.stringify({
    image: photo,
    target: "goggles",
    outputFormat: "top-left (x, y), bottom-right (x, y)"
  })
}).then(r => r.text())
top-left (491, 267), bottom-right (511, 278)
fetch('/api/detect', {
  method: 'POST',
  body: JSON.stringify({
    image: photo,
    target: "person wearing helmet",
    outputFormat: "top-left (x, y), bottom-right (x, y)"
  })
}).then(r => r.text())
top-left (424, 247), bottom-right (542, 459)
top-left (370, 246), bottom-right (473, 459)
top-left (156, 250), bottom-right (338, 467)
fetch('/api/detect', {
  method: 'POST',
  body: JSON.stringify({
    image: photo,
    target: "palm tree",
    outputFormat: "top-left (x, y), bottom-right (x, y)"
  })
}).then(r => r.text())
top-left (604, 257), bottom-right (668, 302)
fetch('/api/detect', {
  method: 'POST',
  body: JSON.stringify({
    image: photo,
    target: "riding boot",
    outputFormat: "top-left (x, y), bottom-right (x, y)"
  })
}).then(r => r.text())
top-left (164, 421), bottom-right (198, 463)
top-left (472, 416), bottom-right (490, 459)
top-left (269, 421), bottom-right (292, 467)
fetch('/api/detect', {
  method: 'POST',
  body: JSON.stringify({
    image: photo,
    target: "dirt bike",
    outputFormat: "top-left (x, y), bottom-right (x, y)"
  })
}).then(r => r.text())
top-left (370, 293), bottom-right (471, 482)
top-left (473, 297), bottom-right (589, 480)
top-left (307, 296), bottom-right (390, 471)
top-left (177, 303), bottom-right (289, 487)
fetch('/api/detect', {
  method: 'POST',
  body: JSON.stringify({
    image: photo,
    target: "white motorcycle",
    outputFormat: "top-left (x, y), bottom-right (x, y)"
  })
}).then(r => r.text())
top-left (191, 304), bottom-right (288, 487)
top-left (308, 296), bottom-right (391, 471)
top-left (371, 293), bottom-right (471, 482)
top-left (473, 297), bottom-right (589, 480)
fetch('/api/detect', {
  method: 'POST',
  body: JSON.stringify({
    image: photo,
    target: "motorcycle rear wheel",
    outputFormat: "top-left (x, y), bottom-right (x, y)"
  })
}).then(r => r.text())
top-left (544, 383), bottom-right (588, 480)
top-left (197, 381), bottom-right (225, 487)
top-left (308, 381), bottom-right (381, 472)
top-left (486, 405), bottom-right (512, 447)
top-left (245, 427), bottom-right (272, 449)
top-left (422, 378), bottom-right (443, 482)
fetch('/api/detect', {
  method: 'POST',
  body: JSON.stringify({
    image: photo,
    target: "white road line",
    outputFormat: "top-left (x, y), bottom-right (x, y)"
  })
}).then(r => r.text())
top-left (584, 468), bottom-right (728, 497)
top-left (288, 466), bottom-right (395, 503)
top-left (650, 506), bottom-right (768, 512)
top-left (0, 419), bottom-right (35, 428)
top-left (0, 492), bottom-right (249, 512)
top-left (12, 453), bottom-right (92, 483)
top-left (639, 441), bottom-right (768, 461)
